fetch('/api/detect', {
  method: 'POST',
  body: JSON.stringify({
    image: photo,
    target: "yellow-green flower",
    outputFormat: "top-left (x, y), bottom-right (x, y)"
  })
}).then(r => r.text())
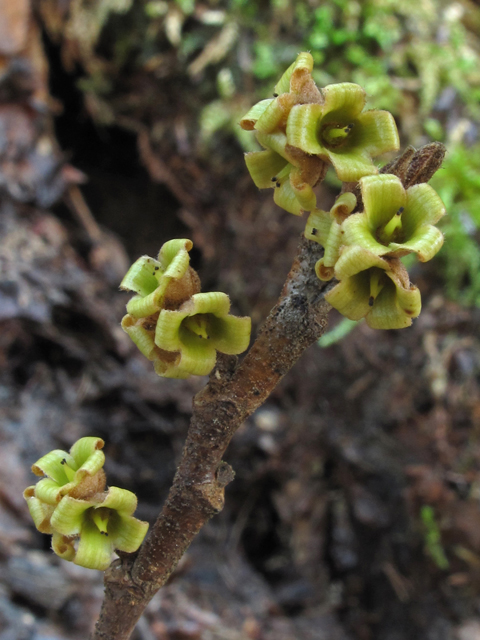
top-left (342, 174), bottom-right (445, 261)
top-left (154, 292), bottom-right (251, 378)
top-left (286, 83), bottom-right (399, 182)
top-left (326, 245), bottom-right (421, 329)
top-left (24, 437), bottom-right (106, 510)
top-left (305, 192), bottom-right (357, 280)
top-left (120, 239), bottom-right (199, 319)
top-left (49, 487), bottom-right (149, 571)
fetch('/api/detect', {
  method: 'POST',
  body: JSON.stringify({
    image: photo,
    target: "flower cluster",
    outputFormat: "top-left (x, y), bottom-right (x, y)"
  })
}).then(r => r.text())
top-left (121, 239), bottom-right (251, 377)
top-left (240, 52), bottom-right (399, 215)
top-left (24, 437), bottom-right (149, 571)
top-left (306, 174), bottom-right (446, 329)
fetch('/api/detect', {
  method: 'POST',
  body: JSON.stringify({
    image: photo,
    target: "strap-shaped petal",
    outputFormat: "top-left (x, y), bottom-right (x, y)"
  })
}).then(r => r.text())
top-left (51, 496), bottom-right (92, 536)
top-left (99, 486), bottom-right (138, 516)
top-left (158, 239), bottom-right (193, 279)
top-left (323, 221), bottom-right (343, 267)
top-left (119, 256), bottom-right (163, 296)
top-left (327, 148), bottom-right (377, 182)
top-left (208, 315), bottom-right (251, 354)
top-left (31, 450), bottom-right (73, 483)
top-left (52, 532), bottom-right (76, 561)
top-left (256, 131), bottom-right (296, 164)
top-left (325, 271), bottom-right (372, 321)
top-left (24, 492), bottom-right (55, 533)
top-left (290, 168), bottom-right (317, 211)
top-left (389, 225), bottom-right (444, 262)
top-left (74, 518), bottom-right (113, 571)
top-left (331, 192), bottom-right (357, 223)
top-left (305, 209), bottom-right (332, 246)
top-left (244, 149), bottom-right (288, 189)
top-left (367, 278), bottom-right (421, 329)
top-left (286, 104), bottom-right (323, 155)
top-left (176, 328), bottom-right (217, 376)
top-left (34, 478), bottom-right (64, 505)
top-left (354, 110), bottom-right (400, 157)
top-left (402, 183), bottom-right (446, 237)
top-left (126, 287), bottom-right (166, 318)
top-left (335, 245), bottom-right (389, 279)
top-left (273, 178), bottom-right (303, 215)
top-left (274, 52), bottom-right (313, 95)
top-left (121, 316), bottom-right (157, 360)
top-left (108, 512), bottom-right (149, 553)
top-left (343, 213), bottom-right (390, 256)
top-left (70, 437), bottom-right (104, 468)
top-left (360, 174), bottom-right (406, 231)
top-left (188, 292), bottom-right (231, 317)
top-left (321, 83), bottom-right (366, 122)
top-left (240, 99), bottom-right (274, 130)
top-left (155, 308), bottom-right (190, 352)
top-left (255, 93), bottom-right (295, 134)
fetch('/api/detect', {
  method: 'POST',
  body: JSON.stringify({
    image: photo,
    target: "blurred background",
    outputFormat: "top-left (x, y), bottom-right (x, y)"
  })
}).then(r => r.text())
top-left (1, 0), bottom-right (480, 638)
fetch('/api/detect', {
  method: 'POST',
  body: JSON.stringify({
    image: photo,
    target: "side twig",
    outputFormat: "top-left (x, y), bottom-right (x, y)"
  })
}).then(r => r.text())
top-left (92, 234), bottom-right (331, 640)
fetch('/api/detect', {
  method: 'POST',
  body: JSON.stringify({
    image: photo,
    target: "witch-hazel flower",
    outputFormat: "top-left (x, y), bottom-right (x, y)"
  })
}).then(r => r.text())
top-left (342, 174), bottom-right (445, 262)
top-left (50, 486), bottom-right (149, 571)
top-left (325, 246), bottom-right (422, 330)
top-left (154, 292), bottom-right (251, 378)
top-left (23, 437), bottom-right (106, 519)
top-left (286, 82), bottom-right (399, 181)
top-left (120, 238), bottom-right (200, 319)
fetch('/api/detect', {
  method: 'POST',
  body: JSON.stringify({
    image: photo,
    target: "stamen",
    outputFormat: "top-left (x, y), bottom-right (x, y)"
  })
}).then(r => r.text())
top-left (183, 315), bottom-right (209, 339)
top-left (311, 228), bottom-right (318, 236)
top-left (92, 509), bottom-right (109, 535)
top-left (368, 296), bottom-right (374, 307)
top-left (369, 270), bottom-right (385, 303)
top-left (276, 181), bottom-right (281, 188)
top-left (61, 459), bottom-right (75, 482)
top-left (271, 176), bottom-right (277, 182)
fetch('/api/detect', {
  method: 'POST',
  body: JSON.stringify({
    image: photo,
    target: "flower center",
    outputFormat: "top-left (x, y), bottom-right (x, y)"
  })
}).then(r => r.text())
top-left (321, 122), bottom-right (354, 148)
top-left (183, 315), bottom-right (209, 339)
top-left (92, 508), bottom-right (110, 536)
top-left (377, 207), bottom-right (404, 245)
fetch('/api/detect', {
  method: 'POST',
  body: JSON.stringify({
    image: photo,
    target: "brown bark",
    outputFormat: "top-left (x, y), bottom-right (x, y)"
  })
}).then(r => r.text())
top-left (92, 234), bottom-right (332, 640)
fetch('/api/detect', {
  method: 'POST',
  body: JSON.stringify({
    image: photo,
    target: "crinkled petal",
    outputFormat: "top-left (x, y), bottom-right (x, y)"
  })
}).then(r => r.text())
top-left (321, 83), bottom-right (366, 121)
top-left (108, 512), bottom-right (149, 553)
top-left (52, 532), bottom-right (76, 562)
top-left (327, 148), bottom-right (378, 182)
top-left (244, 149), bottom-right (288, 189)
top-left (34, 478), bottom-right (64, 505)
top-left (354, 110), bottom-right (399, 157)
top-left (286, 104), bottom-right (324, 155)
top-left (158, 239), bottom-right (193, 278)
top-left (208, 315), bottom-right (251, 355)
top-left (119, 256), bottom-right (162, 296)
top-left (256, 131), bottom-right (296, 164)
top-left (126, 288), bottom-right (165, 318)
top-left (50, 496), bottom-right (92, 536)
top-left (121, 316), bottom-right (158, 360)
top-left (305, 209), bottom-right (332, 247)
top-left (335, 245), bottom-right (390, 279)
top-left (255, 93), bottom-right (294, 134)
top-left (274, 178), bottom-right (303, 215)
top-left (331, 192), bottom-right (357, 223)
top-left (99, 486), bottom-right (138, 516)
top-left (176, 327), bottom-right (217, 376)
top-left (74, 518), bottom-right (113, 571)
top-left (187, 292), bottom-right (231, 317)
top-left (323, 221), bottom-right (343, 267)
top-left (24, 490), bottom-right (55, 533)
top-left (367, 278), bottom-right (421, 329)
top-left (342, 213), bottom-right (390, 256)
top-left (153, 358), bottom-right (190, 379)
top-left (274, 52), bottom-right (313, 95)
top-left (402, 183), bottom-right (446, 237)
top-left (325, 271), bottom-right (372, 321)
top-left (31, 450), bottom-right (73, 484)
top-left (70, 437), bottom-right (104, 468)
top-left (155, 308), bottom-right (190, 352)
top-left (290, 168), bottom-right (317, 211)
top-left (389, 225), bottom-right (444, 262)
top-left (360, 174), bottom-right (406, 230)
top-left (240, 99), bottom-right (274, 130)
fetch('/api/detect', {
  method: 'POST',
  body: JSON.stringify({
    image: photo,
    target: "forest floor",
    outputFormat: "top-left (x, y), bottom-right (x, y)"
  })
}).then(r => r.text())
top-left (1, 5), bottom-right (480, 640)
